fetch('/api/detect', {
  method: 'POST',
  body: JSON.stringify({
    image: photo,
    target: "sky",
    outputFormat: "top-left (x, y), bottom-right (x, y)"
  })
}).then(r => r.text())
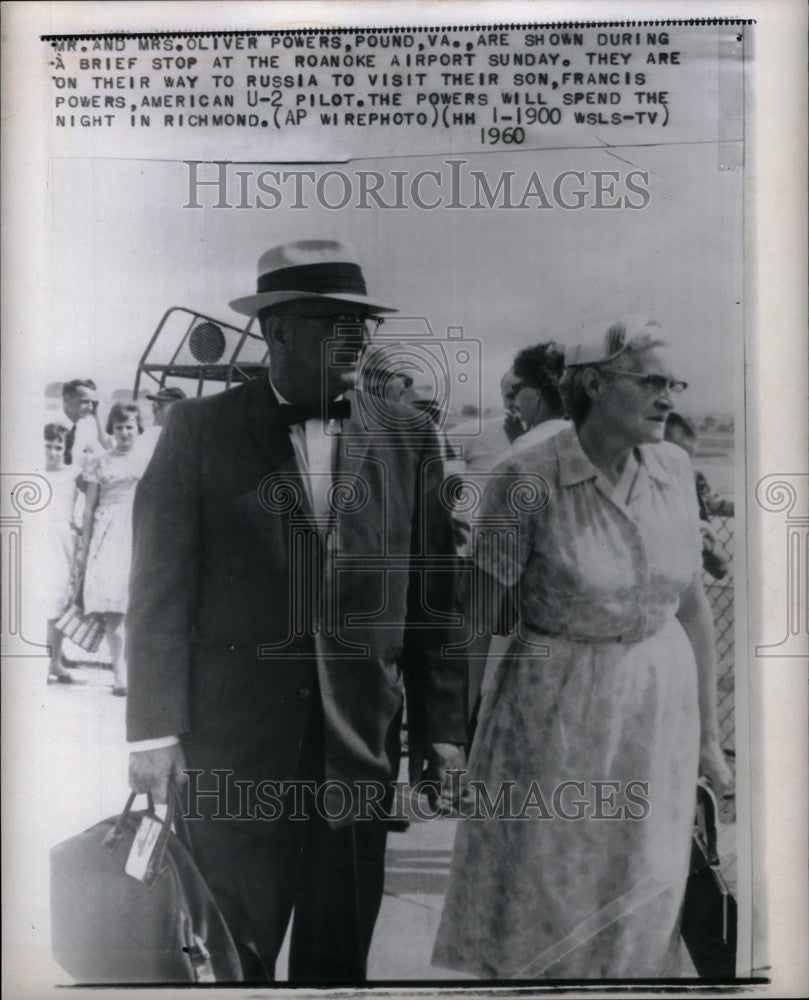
top-left (41, 140), bottom-right (742, 417)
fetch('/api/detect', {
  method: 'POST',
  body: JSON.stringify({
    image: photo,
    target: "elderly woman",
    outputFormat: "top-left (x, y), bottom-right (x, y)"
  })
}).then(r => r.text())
top-left (432, 317), bottom-right (732, 979)
top-left (78, 402), bottom-right (149, 695)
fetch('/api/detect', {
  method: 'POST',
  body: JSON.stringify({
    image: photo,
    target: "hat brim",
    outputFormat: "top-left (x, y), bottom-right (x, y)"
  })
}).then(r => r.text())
top-left (564, 345), bottom-right (627, 367)
top-left (229, 290), bottom-right (398, 317)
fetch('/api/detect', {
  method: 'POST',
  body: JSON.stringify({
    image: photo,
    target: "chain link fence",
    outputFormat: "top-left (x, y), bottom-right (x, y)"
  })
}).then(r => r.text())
top-left (703, 514), bottom-right (735, 755)
top-left (702, 512), bottom-right (736, 839)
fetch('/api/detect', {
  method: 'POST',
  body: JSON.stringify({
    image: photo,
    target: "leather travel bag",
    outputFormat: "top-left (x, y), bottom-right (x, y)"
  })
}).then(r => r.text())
top-left (50, 787), bottom-right (243, 984)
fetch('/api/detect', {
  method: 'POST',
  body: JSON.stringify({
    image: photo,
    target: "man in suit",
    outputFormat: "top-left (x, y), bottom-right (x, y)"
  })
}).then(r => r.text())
top-left (126, 239), bottom-right (467, 982)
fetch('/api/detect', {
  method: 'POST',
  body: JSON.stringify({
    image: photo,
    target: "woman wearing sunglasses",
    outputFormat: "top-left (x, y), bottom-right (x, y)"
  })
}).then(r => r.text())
top-left (433, 317), bottom-right (732, 979)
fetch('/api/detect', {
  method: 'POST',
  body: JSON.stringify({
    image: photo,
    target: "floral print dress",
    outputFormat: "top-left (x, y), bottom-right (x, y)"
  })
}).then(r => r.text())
top-left (432, 427), bottom-right (704, 979)
top-left (82, 447), bottom-right (149, 615)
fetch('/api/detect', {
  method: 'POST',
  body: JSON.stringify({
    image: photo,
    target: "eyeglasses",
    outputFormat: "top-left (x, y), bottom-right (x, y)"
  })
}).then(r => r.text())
top-left (278, 314), bottom-right (384, 339)
top-left (600, 369), bottom-right (688, 396)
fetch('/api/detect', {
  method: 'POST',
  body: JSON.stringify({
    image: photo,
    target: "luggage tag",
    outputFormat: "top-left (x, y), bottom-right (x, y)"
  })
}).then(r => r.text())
top-left (125, 813), bottom-right (163, 882)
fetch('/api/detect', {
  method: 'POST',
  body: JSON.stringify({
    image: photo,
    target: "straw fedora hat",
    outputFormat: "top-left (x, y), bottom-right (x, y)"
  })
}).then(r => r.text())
top-left (229, 239), bottom-right (397, 317)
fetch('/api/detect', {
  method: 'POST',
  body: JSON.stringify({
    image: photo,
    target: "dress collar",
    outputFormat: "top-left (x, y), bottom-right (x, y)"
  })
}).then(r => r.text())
top-left (556, 426), bottom-right (673, 488)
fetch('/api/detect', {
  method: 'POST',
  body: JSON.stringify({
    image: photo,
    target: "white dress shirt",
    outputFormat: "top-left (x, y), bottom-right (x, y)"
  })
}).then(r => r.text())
top-left (270, 379), bottom-right (341, 524)
top-left (69, 416), bottom-right (107, 467)
top-left (129, 376), bottom-right (344, 752)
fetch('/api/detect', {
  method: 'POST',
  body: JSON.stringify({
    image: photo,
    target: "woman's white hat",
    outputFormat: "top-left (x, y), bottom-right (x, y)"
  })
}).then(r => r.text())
top-left (564, 316), bottom-right (665, 366)
top-left (230, 239), bottom-right (398, 316)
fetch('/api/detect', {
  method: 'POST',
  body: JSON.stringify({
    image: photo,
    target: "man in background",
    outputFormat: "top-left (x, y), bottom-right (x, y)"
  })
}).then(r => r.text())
top-left (141, 386), bottom-right (187, 454)
top-left (147, 385), bottom-right (187, 427)
top-left (60, 378), bottom-right (110, 466)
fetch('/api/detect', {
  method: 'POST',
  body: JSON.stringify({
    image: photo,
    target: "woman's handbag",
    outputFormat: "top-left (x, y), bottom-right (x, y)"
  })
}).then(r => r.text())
top-left (50, 787), bottom-right (244, 984)
top-left (700, 527), bottom-right (730, 581)
top-left (54, 550), bottom-right (105, 654)
top-left (681, 779), bottom-right (737, 978)
top-left (53, 601), bottom-right (106, 653)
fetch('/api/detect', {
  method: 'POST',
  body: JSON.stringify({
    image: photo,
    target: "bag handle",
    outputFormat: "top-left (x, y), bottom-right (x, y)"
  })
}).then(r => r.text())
top-left (104, 786), bottom-right (189, 885)
top-left (167, 782), bottom-right (194, 854)
top-left (109, 789), bottom-right (168, 832)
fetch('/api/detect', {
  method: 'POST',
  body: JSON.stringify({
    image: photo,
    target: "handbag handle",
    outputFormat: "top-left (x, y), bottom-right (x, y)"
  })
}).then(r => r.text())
top-left (695, 778), bottom-right (719, 866)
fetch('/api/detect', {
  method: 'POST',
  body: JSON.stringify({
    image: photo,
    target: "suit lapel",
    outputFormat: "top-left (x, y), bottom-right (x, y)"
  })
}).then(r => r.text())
top-left (245, 376), bottom-right (315, 523)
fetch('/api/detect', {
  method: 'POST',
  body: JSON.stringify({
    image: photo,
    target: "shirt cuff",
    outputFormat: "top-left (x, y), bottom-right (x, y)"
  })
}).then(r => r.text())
top-left (128, 736), bottom-right (180, 751)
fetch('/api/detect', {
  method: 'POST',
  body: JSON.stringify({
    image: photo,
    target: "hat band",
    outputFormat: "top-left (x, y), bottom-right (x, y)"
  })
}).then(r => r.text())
top-left (257, 262), bottom-right (367, 297)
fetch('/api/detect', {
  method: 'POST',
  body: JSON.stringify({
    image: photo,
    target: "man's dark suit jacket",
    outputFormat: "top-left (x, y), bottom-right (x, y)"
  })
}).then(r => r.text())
top-left (126, 376), bottom-right (467, 804)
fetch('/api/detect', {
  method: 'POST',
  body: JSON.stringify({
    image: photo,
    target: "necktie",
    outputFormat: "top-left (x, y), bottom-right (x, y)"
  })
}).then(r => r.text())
top-left (64, 424), bottom-right (76, 465)
top-left (279, 398), bottom-right (351, 428)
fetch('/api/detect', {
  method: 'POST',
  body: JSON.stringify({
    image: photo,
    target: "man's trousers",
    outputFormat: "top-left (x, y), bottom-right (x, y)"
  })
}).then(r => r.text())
top-left (182, 701), bottom-right (390, 982)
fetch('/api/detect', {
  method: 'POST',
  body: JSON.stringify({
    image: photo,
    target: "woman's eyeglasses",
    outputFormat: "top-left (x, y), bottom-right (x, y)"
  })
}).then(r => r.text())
top-left (601, 368), bottom-right (688, 396)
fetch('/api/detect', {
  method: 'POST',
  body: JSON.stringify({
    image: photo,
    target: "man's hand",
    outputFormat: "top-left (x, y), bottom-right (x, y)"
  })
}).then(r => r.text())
top-left (129, 745), bottom-right (188, 804)
top-left (409, 741), bottom-right (467, 816)
top-left (699, 739), bottom-right (734, 800)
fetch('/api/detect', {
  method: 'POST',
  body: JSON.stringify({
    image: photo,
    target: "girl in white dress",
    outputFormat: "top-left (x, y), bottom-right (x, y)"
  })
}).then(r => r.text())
top-left (79, 402), bottom-right (149, 695)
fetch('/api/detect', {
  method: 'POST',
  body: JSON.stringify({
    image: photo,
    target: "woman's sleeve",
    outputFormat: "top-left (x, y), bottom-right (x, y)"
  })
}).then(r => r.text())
top-left (472, 457), bottom-right (543, 587)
